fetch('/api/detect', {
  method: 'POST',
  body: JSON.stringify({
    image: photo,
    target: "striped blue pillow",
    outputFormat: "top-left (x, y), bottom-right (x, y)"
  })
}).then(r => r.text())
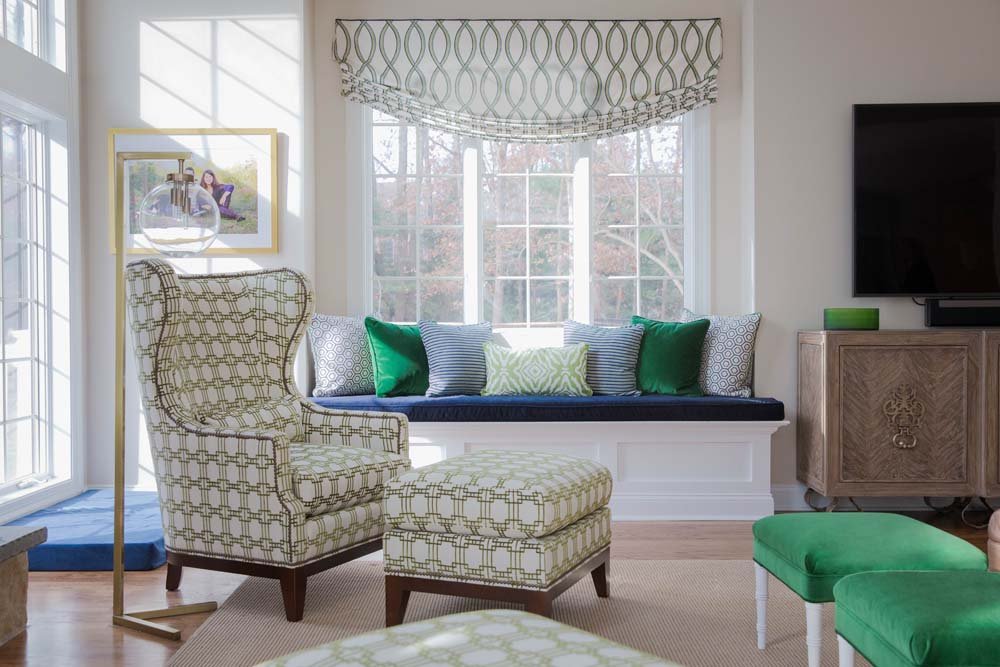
top-left (563, 320), bottom-right (645, 396)
top-left (418, 321), bottom-right (493, 397)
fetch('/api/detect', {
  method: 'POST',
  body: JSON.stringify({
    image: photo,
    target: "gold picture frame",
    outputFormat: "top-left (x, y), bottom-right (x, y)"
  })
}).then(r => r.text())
top-left (108, 128), bottom-right (279, 255)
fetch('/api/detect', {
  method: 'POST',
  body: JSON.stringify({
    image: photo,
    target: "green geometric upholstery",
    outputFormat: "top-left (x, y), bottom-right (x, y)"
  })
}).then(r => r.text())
top-left (384, 507), bottom-right (611, 588)
top-left (125, 259), bottom-right (410, 567)
top-left (254, 609), bottom-right (681, 667)
top-left (383, 450), bottom-right (612, 589)
top-left (835, 571), bottom-right (1000, 667)
top-left (753, 513), bottom-right (986, 602)
top-left (384, 449), bottom-right (613, 538)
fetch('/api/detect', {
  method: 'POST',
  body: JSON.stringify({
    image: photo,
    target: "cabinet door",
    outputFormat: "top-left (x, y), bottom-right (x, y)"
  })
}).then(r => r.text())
top-left (831, 333), bottom-right (979, 496)
top-left (984, 333), bottom-right (1000, 497)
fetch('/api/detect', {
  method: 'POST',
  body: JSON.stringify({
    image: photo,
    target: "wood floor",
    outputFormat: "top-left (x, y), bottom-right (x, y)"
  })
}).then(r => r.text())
top-left (0, 515), bottom-right (987, 667)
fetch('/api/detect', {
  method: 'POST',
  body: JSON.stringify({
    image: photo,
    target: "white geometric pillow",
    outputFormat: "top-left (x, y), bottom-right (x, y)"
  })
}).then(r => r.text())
top-left (308, 314), bottom-right (375, 397)
top-left (681, 310), bottom-right (761, 398)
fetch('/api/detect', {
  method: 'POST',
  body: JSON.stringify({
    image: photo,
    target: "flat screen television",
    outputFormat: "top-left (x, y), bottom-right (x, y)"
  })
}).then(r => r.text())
top-left (854, 102), bottom-right (1000, 297)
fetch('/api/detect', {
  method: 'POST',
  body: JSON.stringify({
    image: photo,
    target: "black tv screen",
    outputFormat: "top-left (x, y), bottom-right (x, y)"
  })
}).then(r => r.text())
top-left (854, 103), bottom-right (1000, 296)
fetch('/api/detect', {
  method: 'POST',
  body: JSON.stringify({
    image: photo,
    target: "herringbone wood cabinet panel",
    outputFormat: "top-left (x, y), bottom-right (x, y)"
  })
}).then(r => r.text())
top-left (798, 331), bottom-right (983, 498)
top-left (984, 333), bottom-right (1000, 497)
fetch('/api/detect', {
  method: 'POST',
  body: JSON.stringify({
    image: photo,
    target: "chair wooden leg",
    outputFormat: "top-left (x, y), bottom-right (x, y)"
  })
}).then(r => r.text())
top-left (165, 562), bottom-right (182, 591)
top-left (591, 560), bottom-right (609, 598)
top-left (279, 568), bottom-right (307, 622)
top-left (805, 601), bottom-right (823, 667)
top-left (525, 592), bottom-right (554, 617)
top-left (385, 576), bottom-right (411, 627)
top-left (754, 562), bottom-right (768, 650)
top-left (837, 635), bottom-right (856, 667)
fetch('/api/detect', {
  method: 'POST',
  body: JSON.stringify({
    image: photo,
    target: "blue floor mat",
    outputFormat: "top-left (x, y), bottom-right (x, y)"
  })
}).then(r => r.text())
top-left (6, 489), bottom-right (166, 571)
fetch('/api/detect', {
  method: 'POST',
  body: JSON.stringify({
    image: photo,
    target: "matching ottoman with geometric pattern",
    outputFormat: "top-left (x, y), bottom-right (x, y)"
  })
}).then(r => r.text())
top-left (382, 450), bottom-right (613, 625)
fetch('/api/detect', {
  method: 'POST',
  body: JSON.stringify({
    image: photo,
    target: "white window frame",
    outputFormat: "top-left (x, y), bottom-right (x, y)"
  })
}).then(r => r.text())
top-left (345, 103), bottom-right (712, 333)
top-left (0, 0), bottom-right (80, 521)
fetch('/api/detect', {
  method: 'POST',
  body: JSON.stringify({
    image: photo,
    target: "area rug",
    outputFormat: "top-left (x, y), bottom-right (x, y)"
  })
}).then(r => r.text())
top-left (170, 559), bottom-right (869, 667)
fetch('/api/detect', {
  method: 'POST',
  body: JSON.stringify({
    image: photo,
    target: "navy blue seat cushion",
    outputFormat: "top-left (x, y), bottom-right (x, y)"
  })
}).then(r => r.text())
top-left (310, 394), bottom-right (784, 422)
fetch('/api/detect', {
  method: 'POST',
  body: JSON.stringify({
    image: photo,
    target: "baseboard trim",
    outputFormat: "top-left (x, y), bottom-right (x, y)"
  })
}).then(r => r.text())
top-left (611, 492), bottom-right (774, 521)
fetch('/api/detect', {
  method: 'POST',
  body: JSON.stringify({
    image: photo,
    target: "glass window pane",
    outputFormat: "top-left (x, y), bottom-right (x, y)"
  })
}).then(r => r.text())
top-left (639, 227), bottom-right (683, 278)
top-left (3, 299), bottom-right (31, 359)
top-left (4, 0), bottom-right (40, 56)
top-left (5, 419), bottom-right (34, 482)
top-left (2, 180), bottom-right (28, 239)
top-left (420, 280), bottom-right (463, 322)
top-left (420, 128), bottom-right (463, 175)
top-left (529, 228), bottom-right (572, 276)
top-left (640, 278), bottom-right (684, 320)
top-left (420, 228), bottom-right (463, 276)
top-left (418, 177), bottom-right (462, 225)
top-left (638, 177), bottom-right (683, 226)
top-left (373, 229), bottom-right (416, 277)
top-left (483, 280), bottom-right (526, 325)
top-left (592, 279), bottom-right (636, 326)
top-left (593, 176), bottom-right (636, 227)
top-left (593, 133), bottom-right (636, 174)
top-left (373, 177), bottom-right (417, 226)
top-left (372, 125), bottom-right (405, 175)
top-left (529, 175), bottom-right (572, 225)
top-left (483, 227), bottom-right (526, 277)
top-left (373, 280), bottom-right (417, 322)
top-left (2, 116), bottom-right (29, 179)
top-left (482, 176), bottom-right (525, 225)
top-left (483, 142), bottom-right (532, 174)
top-left (530, 279), bottom-right (571, 324)
top-left (639, 124), bottom-right (683, 174)
top-left (5, 360), bottom-right (32, 419)
top-left (592, 228), bottom-right (637, 277)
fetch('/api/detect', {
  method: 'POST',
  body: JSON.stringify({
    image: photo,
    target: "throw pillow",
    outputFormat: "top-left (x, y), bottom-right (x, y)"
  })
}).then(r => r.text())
top-left (364, 317), bottom-right (429, 397)
top-left (680, 309), bottom-right (761, 397)
top-left (482, 343), bottom-right (592, 396)
top-left (308, 314), bottom-right (375, 397)
top-left (631, 316), bottom-right (710, 396)
top-left (563, 320), bottom-right (645, 396)
top-left (418, 321), bottom-right (493, 396)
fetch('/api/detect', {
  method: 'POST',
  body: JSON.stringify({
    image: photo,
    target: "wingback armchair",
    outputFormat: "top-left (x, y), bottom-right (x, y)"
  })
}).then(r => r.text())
top-left (124, 259), bottom-right (410, 621)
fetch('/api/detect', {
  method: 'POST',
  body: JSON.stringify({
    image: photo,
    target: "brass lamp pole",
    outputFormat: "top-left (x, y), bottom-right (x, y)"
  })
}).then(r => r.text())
top-left (111, 153), bottom-right (219, 640)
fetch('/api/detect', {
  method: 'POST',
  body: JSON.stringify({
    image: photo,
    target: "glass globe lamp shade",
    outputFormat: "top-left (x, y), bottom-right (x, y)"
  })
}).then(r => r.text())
top-left (136, 179), bottom-right (220, 257)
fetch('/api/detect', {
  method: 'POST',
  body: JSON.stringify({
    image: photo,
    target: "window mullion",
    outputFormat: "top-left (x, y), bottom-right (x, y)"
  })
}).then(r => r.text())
top-left (572, 142), bottom-right (591, 323)
top-left (462, 137), bottom-right (480, 324)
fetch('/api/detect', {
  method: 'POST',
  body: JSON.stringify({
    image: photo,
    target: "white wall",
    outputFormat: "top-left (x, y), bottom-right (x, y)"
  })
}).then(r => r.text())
top-left (80, 0), bottom-right (312, 486)
top-left (749, 0), bottom-right (1000, 492)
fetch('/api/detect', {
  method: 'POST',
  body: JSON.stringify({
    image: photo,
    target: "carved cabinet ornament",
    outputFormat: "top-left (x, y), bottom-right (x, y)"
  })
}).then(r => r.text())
top-left (883, 383), bottom-right (925, 449)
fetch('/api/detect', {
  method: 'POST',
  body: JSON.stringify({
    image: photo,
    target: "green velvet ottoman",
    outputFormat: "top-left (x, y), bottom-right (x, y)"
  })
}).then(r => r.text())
top-left (835, 571), bottom-right (1000, 667)
top-left (382, 450), bottom-right (613, 626)
top-left (753, 513), bottom-right (986, 667)
top-left (254, 609), bottom-right (681, 667)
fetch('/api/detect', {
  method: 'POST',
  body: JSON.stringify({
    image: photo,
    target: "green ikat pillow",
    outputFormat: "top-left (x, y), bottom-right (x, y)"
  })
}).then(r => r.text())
top-left (482, 343), bottom-right (592, 396)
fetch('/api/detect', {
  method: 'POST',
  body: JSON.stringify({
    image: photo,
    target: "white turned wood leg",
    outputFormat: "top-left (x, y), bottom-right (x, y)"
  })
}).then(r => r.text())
top-left (805, 602), bottom-right (823, 667)
top-left (838, 635), bottom-right (856, 667)
top-left (754, 562), bottom-right (768, 649)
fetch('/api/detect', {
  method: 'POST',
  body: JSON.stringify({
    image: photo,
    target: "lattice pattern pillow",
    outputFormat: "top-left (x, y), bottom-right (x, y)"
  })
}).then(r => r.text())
top-left (482, 343), bottom-right (592, 396)
top-left (308, 314), bottom-right (375, 397)
top-left (681, 309), bottom-right (761, 397)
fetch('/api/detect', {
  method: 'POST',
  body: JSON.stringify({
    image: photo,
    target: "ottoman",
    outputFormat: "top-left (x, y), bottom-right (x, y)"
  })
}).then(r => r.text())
top-left (254, 609), bottom-right (682, 667)
top-left (752, 513), bottom-right (987, 667)
top-left (383, 450), bottom-right (613, 626)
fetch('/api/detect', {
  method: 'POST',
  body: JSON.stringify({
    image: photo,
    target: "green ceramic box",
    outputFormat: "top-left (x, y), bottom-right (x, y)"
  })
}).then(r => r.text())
top-left (824, 307), bottom-right (879, 330)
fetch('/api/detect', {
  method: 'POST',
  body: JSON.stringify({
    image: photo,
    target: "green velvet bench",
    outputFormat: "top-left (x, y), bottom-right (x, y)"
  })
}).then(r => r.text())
top-left (253, 609), bottom-right (681, 667)
top-left (753, 513), bottom-right (987, 667)
top-left (836, 512), bottom-right (1000, 667)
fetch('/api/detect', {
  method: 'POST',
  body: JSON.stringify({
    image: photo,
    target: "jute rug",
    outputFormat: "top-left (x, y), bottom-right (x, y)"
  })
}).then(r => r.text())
top-left (169, 559), bottom-right (870, 667)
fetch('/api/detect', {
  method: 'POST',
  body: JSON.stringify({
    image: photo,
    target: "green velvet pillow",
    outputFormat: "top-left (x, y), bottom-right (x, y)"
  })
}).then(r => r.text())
top-left (631, 315), bottom-right (710, 396)
top-left (364, 317), bottom-right (429, 397)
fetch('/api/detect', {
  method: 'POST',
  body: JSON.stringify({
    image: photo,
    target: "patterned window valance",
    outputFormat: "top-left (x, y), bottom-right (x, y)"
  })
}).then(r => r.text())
top-left (333, 18), bottom-right (722, 143)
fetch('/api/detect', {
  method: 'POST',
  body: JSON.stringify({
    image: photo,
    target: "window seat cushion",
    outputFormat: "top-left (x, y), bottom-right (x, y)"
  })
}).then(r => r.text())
top-left (309, 394), bottom-right (785, 422)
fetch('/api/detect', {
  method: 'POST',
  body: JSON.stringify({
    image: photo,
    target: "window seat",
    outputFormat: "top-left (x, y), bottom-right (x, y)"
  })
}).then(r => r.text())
top-left (310, 394), bottom-right (784, 423)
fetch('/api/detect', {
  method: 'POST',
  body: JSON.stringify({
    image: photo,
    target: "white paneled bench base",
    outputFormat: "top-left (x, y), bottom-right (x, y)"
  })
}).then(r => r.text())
top-left (405, 421), bottom-right (786, 520)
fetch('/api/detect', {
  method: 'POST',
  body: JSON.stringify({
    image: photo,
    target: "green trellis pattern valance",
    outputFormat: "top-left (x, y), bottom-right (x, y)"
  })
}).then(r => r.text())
top-left (333, 18), bottom-right (722, 143)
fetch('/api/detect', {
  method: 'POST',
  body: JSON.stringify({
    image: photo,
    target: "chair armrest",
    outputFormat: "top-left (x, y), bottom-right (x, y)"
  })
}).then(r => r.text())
top-left (990, 510), bottom-right (1000, 572)
top-left (299, 401), bottom-right (409, 457)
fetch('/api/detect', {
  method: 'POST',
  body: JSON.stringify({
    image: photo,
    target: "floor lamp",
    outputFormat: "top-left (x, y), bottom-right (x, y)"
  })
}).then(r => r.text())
top-left (111, 155), bottom-right (221, 640)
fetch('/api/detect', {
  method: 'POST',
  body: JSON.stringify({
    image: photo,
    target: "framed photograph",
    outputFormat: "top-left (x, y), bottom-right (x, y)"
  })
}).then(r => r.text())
top-left (109, 128), bottom-right (278, 254)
